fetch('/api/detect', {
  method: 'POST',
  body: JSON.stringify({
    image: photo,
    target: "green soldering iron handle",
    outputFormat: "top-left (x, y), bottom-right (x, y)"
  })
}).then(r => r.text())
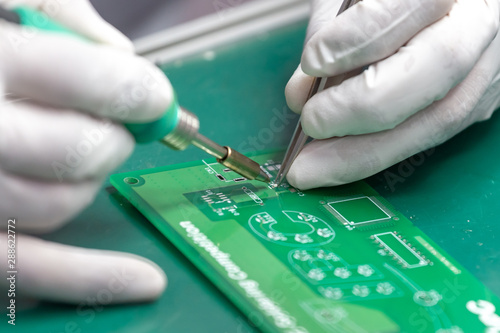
top-left (13, 6), bottom-right (74, 35)
top-left (123, 99), bottom-right (182, 143)
top-left (12, 5), bottom-right (183, 144)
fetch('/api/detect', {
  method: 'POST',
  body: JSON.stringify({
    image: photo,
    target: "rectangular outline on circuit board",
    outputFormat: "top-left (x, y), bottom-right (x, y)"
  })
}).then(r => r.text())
top-left (373, 232), bottom-right (427, 269)
top-left (326, 196), bottom-right (393, 226)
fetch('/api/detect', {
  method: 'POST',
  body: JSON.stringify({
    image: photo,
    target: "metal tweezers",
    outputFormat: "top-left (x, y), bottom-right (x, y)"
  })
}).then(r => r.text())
top-left (274, 0), bottom-right (362, 186)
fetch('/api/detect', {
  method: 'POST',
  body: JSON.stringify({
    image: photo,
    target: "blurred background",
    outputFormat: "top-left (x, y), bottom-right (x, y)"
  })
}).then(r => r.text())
top-left (90, 0), bottom-right (257, 40)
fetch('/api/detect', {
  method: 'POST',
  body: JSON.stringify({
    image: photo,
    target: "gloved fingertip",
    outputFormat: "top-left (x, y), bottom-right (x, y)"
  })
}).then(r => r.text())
top-left (86, 251), bottom-right (168, 303)
top-left (12, 236), bottom-right (168, 305)
top-left (285, 66), bottom-right (315, 114)
top-left (300, 100), bottom-right (335, 140)
top-left (301, 42), bottom-right (334, 77)
top-left (286, 138), bottom-right (368, 190)
top-left (286, 169), bottom-right (305, 190)
top-left (286, 155), bottom-right (319, 190)
top-left (285, 84), bottom-right (304, 115)
top-left (125, 257), bottom-right (167, 302)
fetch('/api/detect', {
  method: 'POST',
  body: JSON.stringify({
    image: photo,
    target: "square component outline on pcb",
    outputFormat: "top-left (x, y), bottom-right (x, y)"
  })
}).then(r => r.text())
top-left (326, 196), bottom-right (394, 226)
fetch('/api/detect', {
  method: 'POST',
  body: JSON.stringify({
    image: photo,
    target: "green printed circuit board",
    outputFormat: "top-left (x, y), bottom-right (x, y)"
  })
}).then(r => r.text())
top-left (111, 151), bottom-right (500, 333)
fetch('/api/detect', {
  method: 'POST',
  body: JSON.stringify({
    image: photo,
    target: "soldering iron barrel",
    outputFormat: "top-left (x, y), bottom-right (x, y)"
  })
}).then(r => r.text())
top-left (161, 108), bottom-right (200, 150)
top-left (218, 147), bottom-right (264, 181)
top-left (160, 107), bottom-right (269, 182)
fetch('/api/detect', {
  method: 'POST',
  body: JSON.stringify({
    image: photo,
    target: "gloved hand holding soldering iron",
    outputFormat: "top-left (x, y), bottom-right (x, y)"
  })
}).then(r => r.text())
top-left (0, 0), bottom-right (268, 306)
top-left (0, 0), bottom-right (169, 304)
top-left (1, 0), bottom-right (500, 306)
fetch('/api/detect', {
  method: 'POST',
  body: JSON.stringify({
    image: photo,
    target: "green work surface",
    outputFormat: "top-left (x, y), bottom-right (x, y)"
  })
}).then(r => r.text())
top-left (5, 18), bottom-right (500, 333)
top-left (111, 151), bottom-right (500, 332)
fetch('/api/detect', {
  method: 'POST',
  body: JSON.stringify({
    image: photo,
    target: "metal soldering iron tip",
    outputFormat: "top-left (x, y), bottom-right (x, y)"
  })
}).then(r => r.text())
top-left (215, 146), bottom-right (270, 183)
top-left (255, 169), bottom-right (271, 183)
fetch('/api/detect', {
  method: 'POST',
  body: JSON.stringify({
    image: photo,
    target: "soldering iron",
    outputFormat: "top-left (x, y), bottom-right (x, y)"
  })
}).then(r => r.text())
top-left (0, 5), bottom-right (270, 183)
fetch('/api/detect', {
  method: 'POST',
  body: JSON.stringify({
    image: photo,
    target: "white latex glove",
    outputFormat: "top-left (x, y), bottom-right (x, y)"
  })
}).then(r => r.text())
top-left (286, 0), bottom-right (500, 189)
top-left (0, 0), bottom-right (170, 303)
